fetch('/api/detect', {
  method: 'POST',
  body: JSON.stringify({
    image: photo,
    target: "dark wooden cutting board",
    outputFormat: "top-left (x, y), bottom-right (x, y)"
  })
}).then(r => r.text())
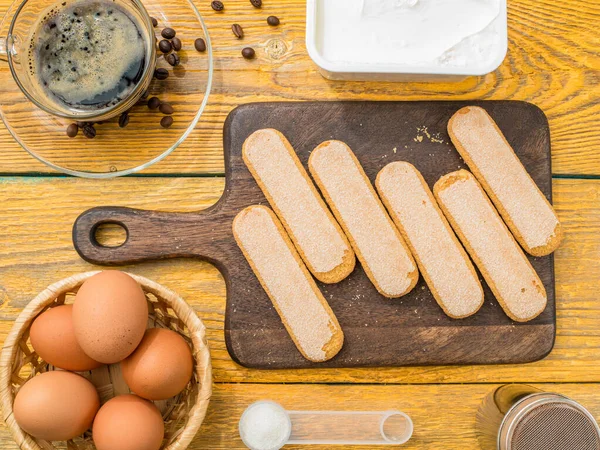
top-left (73, 101), bottom-right (556, 369)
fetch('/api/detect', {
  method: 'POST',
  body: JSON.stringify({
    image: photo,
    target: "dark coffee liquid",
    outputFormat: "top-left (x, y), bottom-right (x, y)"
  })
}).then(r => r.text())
top-left (28, 0), bottom-right (148, 111)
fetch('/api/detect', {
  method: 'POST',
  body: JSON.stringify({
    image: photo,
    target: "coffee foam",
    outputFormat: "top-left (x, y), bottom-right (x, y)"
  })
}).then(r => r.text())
top-left (30, 0), bottom-right (146, 106)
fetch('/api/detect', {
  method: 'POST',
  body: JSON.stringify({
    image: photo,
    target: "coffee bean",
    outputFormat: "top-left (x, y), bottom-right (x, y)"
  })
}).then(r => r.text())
top-left (119, 112), bottom-right (130, 128)
top-left (148, 96), bottom-right (161, 109)
top-left (242, 47), bottom-right (255, 59)
top-left (76, 121), bottom-right (87, 128)
top-left (158, 39), bottom-right (172, 53)
top-left (166, 52), bottom-right (180, 66)
top-left (159, 102), bottom-right (174, 115)
top-left (194, 38), bottom-right (206, 52)
top-left (83, 124), bottom-right (96, 139)
top-left (232, 23), bottom-right (244, 39)
top-left (151, 16), bottom-right (158, 27)
top-left (171, 37), bottom-right (182, 51)
top-left (154, 68), bottom-right (169, 80)
top-left (66, 123), bottom-right (78, 138)
top-left (211, 1), bottom-right (224, 11)
top-left (250, 0), bottom-right (262, 7)
top-left (161, 116), bottom-right (174, 128)
top-left (161, 27), bottom-right (176, 39)
top-left (267, 15), bottom-right (280, 26)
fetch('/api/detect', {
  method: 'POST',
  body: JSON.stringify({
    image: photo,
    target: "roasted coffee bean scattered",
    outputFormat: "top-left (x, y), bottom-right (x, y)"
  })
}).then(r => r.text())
top-left (118, 112), bottom-right (130, 128)
top-left (151, 16), bottom-right (158, 27)
top-left (166, 52), bottom-right (180, 66)
top-left (154, 68), bottom-right (169, 80)
top-left (211, 1), bottom-right (224, 11)
top-left (159, 39), bottom-right (172, 53)
top-left (148, 96), bottom-right (161, 109)
top-left (171, 37), bottom-right (182, 51)
top-left (76, 121), bottom-right (87, 128)
top-left (250, 0), bottom-right (262, 7)
top-left (232, 23), bottom-right (244, 39)
top-left (161, 116), bottom-right (174, 128)
top-left (159, 102), bottom-right (174, 115)
top-left (161, 27), bottom-right (176, 39)
top-left (66, 123), bottom-right (79, 138)
top-left (83, 124), bottom-right (96, 139)
top-left (267, 15), bottom-right (280, 26)
top-left (242, 47), bottom-right (255, 59)
top-left (194, 38), bottom-right (207, 52)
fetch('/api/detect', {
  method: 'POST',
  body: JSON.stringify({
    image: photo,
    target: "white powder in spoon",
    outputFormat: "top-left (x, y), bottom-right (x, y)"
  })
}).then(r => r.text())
top-left (239, 401), bottom-right (292, 450)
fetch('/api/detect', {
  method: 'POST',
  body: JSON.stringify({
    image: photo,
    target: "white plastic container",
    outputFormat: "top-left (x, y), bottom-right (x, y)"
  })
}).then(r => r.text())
top-left (306, 0), bottom-right (508, 82)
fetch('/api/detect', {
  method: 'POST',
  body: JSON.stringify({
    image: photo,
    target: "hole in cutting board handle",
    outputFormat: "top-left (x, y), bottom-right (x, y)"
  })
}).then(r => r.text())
top-left (92, 222), bottom-right (128, 248)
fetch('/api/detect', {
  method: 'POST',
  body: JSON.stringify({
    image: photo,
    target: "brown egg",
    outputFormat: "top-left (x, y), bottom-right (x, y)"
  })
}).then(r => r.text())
top-left (30, 305), bottom-right (102, 371)
top-left (121, 328), bottom-right (193, 400)
top-left (92, 394), bottom-right (164, 450)
top-left (13, 371), bottom-right (100, 441)
top-left (73, 271), bottom-right (148, 364)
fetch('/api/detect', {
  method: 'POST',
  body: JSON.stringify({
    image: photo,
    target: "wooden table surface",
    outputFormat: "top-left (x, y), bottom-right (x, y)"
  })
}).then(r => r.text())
top-left (1, 0), bottom-right (599, 448)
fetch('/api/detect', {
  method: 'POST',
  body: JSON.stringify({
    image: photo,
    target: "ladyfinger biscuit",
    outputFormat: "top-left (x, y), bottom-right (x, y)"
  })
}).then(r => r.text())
top-left (233, 205), bottom-right (344, 363)
top-left (243, 129), bottom-right (355, 284)
top-left (448, 106), bottom-right (563, 256)
top-left (434, 170), bottom-right (547, 322)
top-left (308, 140), bottom-right (418, 298)
top-left (376, 162), bottom-right (484, 319)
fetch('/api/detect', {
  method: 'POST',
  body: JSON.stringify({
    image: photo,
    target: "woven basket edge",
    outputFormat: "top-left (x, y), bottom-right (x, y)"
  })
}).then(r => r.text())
top-left (0, 271), bottom-right (212, 450)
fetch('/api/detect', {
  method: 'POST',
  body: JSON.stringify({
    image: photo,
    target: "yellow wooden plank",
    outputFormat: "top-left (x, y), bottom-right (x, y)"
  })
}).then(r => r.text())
top-left (0, 383), bottom-right (599, 449)
top-left (0, 176), bottom-right (598, 383)
top-left (195, 383), bottom-right (600, 449)
top-left (0, 0), bottom-right (599, 174)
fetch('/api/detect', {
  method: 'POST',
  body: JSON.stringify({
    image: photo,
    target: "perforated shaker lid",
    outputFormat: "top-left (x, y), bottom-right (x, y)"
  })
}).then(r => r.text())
top-left (499, 393), bottom-right (600, 450)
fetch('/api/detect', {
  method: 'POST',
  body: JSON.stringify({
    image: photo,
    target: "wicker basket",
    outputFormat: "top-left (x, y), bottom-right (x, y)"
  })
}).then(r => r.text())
top-left (0, 271), bottom-right (212, 450)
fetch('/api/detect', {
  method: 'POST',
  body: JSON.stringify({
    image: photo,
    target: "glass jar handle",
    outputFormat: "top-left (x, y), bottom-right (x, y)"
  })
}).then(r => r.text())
top-left (0, 35), bottom-right (19, 63)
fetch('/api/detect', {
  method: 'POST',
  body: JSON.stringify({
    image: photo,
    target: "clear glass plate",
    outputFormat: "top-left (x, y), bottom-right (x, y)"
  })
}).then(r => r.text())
top-left (0, 0), bottom-right (213, 178)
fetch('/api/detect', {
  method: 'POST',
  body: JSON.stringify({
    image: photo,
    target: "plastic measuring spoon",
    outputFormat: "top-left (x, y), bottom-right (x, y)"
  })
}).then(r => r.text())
top-left (239, 400), bottom-right (413, 450)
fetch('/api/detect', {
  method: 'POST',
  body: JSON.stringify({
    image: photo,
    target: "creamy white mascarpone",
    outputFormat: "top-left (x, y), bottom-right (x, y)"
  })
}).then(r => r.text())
top-left (317, 0), bottom-right (503, 69)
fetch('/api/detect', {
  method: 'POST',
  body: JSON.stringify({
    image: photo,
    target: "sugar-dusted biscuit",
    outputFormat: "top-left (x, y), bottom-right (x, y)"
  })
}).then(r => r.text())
top-left (308, 140), bottom-right (418, 298)
top-left (448, 106), bottom-right (563, 256)
top-left (243, 129), bottom-right (355, 283)
top-left (376, 162), bottom-right (483, 318)
top-left (233, 205), bottom-right (344, 362)
top-left (434, 170), bottom-right (547, 322)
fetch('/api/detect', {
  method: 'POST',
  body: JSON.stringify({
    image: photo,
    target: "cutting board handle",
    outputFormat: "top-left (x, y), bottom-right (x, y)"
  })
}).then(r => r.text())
top-left (72, 206), bottom-right (230, 266)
